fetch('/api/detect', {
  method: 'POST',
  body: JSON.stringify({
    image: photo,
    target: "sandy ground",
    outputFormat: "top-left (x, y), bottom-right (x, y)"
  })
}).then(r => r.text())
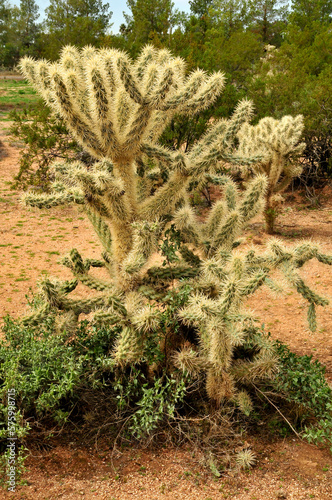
top-left (0, 123), bottom-right (332, 499)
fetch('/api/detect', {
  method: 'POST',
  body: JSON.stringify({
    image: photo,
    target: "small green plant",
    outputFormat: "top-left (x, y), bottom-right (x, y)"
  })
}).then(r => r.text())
top-left (128, 375), bottom-right (187, 440)
top-left (274, 341), bottom-right (332, 419)
top-left (0, 316), bottom-right (87, 418)
top-left (268, 341), bottom-right (332, 450)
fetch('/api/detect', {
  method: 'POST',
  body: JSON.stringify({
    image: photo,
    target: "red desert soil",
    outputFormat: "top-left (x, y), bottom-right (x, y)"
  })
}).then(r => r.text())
top-left (0, 124), bottom-right (332, 499)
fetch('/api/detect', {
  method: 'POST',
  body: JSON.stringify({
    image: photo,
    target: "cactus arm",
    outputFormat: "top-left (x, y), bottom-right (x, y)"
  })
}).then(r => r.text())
top-left (123, 105), bottom-right (153, 154)
top-left (238, 175), bottom-right (267, 222)
top-left (122, 220), bottom-right (161, 275)
top-left (181, 72), bottom-right (226, 113)
top-left (112, 325), bottom-right (144, 366)
top-left (145, 66), bottom-right (174, 107)
top-left (140, 142), bottom-right (173, 168)
top-left (85, 208), bottom-right (113, 255)
top-left (134, 45), bottom-right (157, 81)
top-left (222, 99), bottom-right (255, 149)
top-left (93, 308), bottom-right (122, 325)
top-left (210, 212), bottom-right (241, 253)
top-left (22, 190), bottom-right (84, 208)
top-left (172, 206), bottom-right (201, 246)
top-left (116, 53), bottom-right (144, 104)
top-left (139, 171), bottom-right (190, 219)
top-left (158, 69), bottom-right (206, 111)
top-left (50, 69), bottom-right (105, 158)
top-left (86, 62), bottom-right (119, 153)
top-left (205, 200), bottom-right (227, 240)
top-left (21, 303), bottom-right (52, 326)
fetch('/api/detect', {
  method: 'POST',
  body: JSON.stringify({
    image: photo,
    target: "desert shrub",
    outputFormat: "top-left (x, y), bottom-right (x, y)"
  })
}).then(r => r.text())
top-left (0, 316), bottom-right (91, 434)
top-left (0, 313), bottom-right (192, 466)
top-left (272, 341), bottom-right (332, 449)
top-left (10, 101), bottom-right (93, 190)
top-left (274, 341), bottom-right (332, 418)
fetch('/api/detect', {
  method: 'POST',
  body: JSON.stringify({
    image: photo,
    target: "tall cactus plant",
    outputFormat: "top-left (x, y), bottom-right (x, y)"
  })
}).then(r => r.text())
top-left (20, 46), bottom-right (331, 409)
top-left (236, 115), bottom-right (305, 233)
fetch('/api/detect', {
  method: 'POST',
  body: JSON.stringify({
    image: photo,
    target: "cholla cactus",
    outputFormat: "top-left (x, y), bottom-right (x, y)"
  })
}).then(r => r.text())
top-left (20, 46), bottom-right (331, 408)
top-left (236, 115), bottom-right (305, 233)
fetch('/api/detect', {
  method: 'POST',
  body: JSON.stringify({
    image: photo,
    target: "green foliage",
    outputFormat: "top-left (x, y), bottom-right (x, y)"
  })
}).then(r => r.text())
top-left (0, 316), bottom-right (87, 418)
top-left (274, 341), bottom-right (331, 418)
top-left (0, 316), bottom-right (116, 448)
top-left (10, 101), bottom-right (90, 189)
top-left (42, 0), bottom-right (113, 60)
top-left (13, 0), bottom-right (41, 58)
top-left (0, 0), bottom-right (41, 67)
top-left (0, 315), bottom-right (189, 448)
top-left (270, 341), bottom-right (332, 449)
top-left (248, 24), bottom-right (332, 186)
top-left (114, 370), bottom-right (187, 440)
top-left (289, 0), bottom-right (332, 31)
top-left (123, 0), bottom-right (184, 55)
top-left (246, 0), bottom-right (289, 45)
top-left (1, 311), bottom-right (332, 468)
top-left (129, 376), bottom-right (186, 439)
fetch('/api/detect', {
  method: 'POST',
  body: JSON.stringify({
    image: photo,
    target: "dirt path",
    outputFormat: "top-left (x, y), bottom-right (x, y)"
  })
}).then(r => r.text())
top-left (0, 124), bottom-right (332, 499)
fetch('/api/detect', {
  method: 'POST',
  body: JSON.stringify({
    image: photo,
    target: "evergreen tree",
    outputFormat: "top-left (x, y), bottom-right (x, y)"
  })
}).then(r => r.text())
top-left (211, 0), bottom-right (248, 38)
top-left (247, 0), bottom-right (289, 44)
top-left (188, 0), bottom-right (214, 34)
top-left (0, 0), bottom-right (20, 67)
top-left (15, 0), bottom-right (40, 56)
top-left (43, 0), bottom-right (113, 59)
top-left (123, 0), bottom-right (184, 54)
top-left (0, 0), bottom-right (11, 45)
top-left (289, 0), bottom-right (332, 31)
top-left (248, 22), bottom-right (332, 186)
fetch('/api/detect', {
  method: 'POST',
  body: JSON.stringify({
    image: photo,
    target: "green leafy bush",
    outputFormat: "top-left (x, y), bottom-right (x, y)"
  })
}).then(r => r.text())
top-left (268, 341), bottom-right (332, 449)
top-left (0, 314), bottom-right (188, 445)
top-left (0, 316), bottom-right (88, 429)
top-left (10, 102), bottom-right (92, 190)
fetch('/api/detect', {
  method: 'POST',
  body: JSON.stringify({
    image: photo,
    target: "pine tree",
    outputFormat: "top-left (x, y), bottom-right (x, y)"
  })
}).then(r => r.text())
top-left (212, 0), bottom-right (248, 38)
top-left (20, 46), bottom-right (331, 408)
top-left (247, 0), bottom-right (289, 45)
top-left (16, 0), bottom-right (40, 55)
top-left (0, 0), bottom-right (19, 67)
top-left (289, 0), bottom-right (332, 31)
top-left (123, 0), bottom-right (184, 53)
top-left (43, 0), bottom-right (113, 59)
